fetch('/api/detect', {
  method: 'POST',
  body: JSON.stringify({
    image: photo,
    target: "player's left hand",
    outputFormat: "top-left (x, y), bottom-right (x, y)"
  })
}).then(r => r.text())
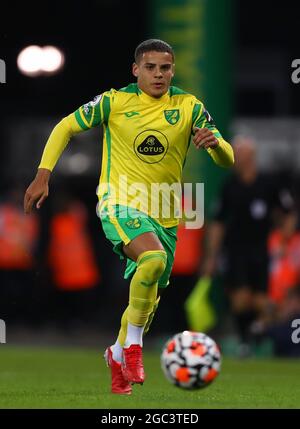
top-left (193, 127), bottom-right (219, 149)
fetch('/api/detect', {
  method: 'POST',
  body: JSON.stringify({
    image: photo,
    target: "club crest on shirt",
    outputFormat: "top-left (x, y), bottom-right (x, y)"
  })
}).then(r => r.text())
top-left (125, 217), bottom-right (141, 229)
top-left (164, 109), bottom-right (180, 125)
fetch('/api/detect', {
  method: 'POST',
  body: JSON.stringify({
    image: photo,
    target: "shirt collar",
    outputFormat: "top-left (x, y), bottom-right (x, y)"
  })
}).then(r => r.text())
top-left (138, 86), bottom-right (170, 104)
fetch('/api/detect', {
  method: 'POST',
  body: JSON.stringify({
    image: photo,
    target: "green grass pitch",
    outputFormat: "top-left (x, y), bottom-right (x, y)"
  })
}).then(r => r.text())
top-left (0, 346), bottom-right (299, 408)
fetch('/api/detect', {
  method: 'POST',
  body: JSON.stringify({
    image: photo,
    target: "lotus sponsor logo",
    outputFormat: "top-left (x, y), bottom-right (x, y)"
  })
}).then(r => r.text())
top-left (134, 130), bottom-right (169, 164)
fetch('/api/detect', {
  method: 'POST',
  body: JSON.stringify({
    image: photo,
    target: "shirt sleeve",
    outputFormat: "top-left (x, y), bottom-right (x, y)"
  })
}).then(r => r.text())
top-left (73, 91), bottom-right (111, 130)
top-left (192, 101), bottom-right (222, 138)
top-left (191, 100), bottom-right (234, 168)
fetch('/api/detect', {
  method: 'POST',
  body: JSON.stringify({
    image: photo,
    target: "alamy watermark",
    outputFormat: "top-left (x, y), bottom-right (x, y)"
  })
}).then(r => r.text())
top-left (95, 177), bottom-right (205, 229)
top-left (0, 319), bottom-right (6, 344)
top-left (291, 319), bottom-right (300, 344)
top-left (291, 59), bottom-right (300, 84)
top-left (0, 59), bottom-right (6, 83)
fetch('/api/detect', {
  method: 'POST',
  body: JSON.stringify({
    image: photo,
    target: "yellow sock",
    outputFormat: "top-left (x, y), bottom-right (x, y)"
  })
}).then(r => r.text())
top-left (117, 295), bottom-right (161, 346)
top-left (117, 250), bottom-right (167, 346)
top-left (127, 250), bottom-right (167, 327)
top-left (143, 295), bottom-right (161, 335)
top-left (117, 306), bottom-right (129, 347)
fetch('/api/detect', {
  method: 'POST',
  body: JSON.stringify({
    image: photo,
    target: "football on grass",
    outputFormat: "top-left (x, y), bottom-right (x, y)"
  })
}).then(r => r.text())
top-left (161, 331), bottom-right (221, 389)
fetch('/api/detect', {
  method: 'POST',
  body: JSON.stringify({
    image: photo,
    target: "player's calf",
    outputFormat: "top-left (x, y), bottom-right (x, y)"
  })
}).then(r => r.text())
top-left (121, 250), bottom-right (167, 384)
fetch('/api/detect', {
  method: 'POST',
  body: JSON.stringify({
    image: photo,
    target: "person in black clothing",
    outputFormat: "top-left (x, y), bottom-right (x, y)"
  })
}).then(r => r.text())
top-left (202, 136), bottom-right (294, 355)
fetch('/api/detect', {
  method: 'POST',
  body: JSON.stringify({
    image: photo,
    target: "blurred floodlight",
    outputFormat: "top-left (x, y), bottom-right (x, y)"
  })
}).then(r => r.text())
top-left (17, 46), bottom-right (42, 76)
top-left (41, 46), bottom-right (65, 73)
top-left (17, 45), bottom-right (65, 77)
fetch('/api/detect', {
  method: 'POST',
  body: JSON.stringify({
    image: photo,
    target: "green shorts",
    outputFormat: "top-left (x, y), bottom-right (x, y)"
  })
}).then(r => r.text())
top-left (99, 204), bottom-right (177, 288)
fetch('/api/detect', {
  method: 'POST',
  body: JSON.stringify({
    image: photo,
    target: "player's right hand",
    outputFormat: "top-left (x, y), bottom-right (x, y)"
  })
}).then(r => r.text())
top-left (24, 169), bottom-right (51, 214)
top-left (24, 180), bottom-right (49, 214)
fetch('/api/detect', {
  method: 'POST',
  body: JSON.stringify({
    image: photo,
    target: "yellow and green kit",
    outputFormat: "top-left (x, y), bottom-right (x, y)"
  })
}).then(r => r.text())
top-left (38, 83), bottom-right (234, 287)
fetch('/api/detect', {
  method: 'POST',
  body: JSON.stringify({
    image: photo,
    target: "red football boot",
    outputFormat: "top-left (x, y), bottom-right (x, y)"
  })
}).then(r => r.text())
top-left (104, 347), bottom-right (132, 395)
top-left (122, 344), bottom-right (145, 384)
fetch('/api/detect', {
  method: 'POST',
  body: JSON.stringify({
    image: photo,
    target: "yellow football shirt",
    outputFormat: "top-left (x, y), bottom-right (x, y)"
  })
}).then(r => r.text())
top-left (39, 83), bottom-right (233, 227)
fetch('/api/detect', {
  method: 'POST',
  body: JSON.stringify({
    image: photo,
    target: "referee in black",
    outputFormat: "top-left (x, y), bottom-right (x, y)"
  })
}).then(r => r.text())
top-left (202, 136), bottom-right (294, 357)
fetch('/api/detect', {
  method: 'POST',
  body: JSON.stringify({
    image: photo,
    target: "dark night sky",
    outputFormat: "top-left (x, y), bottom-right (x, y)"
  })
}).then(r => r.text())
top-left (0, 0), bottom-right (146, 115)
top-left (1, 0), bottom-right (300, 116)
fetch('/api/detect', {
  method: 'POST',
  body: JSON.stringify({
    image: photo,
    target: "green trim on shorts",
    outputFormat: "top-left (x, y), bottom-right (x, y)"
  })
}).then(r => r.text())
top-left (100, 204), bottom-right (178, 288)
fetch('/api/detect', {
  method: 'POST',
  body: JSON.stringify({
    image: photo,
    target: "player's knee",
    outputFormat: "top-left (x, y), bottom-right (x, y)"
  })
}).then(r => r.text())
top-left (139, 250), bottom-right (167, 286)
top-left (149, 252), bottom-right (167, 281)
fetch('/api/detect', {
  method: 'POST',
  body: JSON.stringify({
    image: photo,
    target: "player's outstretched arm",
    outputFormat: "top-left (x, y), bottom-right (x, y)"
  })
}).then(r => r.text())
top-left (24, 114), bottom-right (83, 214)
top-left (24, 92), bottom-right (107, 215)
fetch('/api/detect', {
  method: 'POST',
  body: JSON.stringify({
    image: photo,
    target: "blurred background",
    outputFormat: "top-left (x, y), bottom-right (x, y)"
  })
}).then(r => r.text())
top-left (1, 0), bottom-right (300, 358)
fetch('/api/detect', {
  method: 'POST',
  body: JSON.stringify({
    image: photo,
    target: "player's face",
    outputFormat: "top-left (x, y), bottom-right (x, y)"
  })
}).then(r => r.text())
top-left (132, 51), bottom-right (174, 98)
